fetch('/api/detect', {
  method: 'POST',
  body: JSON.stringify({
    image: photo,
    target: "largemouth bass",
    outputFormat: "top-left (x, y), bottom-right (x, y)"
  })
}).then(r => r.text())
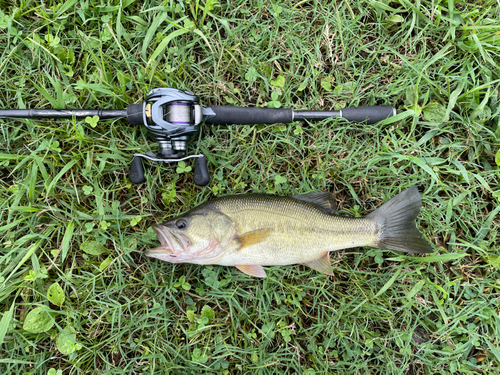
top-left (146, 186), bottom-right (432, 277)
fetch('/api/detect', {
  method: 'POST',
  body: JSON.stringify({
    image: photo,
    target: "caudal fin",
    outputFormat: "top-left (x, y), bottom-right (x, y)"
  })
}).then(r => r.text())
top-left (366, 186), bottom-right (432, 253)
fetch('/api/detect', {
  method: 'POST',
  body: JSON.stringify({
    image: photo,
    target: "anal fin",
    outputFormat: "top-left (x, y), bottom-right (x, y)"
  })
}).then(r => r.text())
top-left (235, 265), bottom-right (267, 278)
top-left (302, 253), bottom-right (333, 275)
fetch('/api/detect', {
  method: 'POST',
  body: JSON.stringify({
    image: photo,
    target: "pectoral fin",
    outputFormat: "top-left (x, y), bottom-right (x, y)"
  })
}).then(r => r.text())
top-left (235, 229), bottom-right (271, 249)
top-left (235, 265), bottom-right (267, 278)
top-left (302, 253), bottom-right (333, 275)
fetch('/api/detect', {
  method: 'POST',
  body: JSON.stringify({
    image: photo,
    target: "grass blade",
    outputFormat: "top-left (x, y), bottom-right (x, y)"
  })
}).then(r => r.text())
top-left (60, 221), bottom-right (75, 262)
top-left (148, 27), bottom-right (189, 64)
top-left (0, 217), bottom-right (29, 232)
top-left (374, 267), bottom-right (402, 298)
top-left (46, 160), bottom-right (77, 196)
top-left (0, 300), bottom-right (15, 347)
top-left (141, 11), bottom-right (170, 60)
top-left (55, 0), bottom-right (78, 17)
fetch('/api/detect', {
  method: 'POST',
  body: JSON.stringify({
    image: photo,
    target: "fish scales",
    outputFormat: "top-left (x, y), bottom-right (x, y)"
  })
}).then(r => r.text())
top-left (208, 195), bottom-right (377, 266)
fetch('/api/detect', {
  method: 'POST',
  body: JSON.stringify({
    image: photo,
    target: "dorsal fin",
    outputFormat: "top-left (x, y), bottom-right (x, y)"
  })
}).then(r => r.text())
top-left (291, 192), bottom-right (336, 214)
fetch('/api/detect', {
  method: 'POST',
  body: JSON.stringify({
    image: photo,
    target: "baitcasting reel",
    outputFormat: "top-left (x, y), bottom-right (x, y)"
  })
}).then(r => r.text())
top-left (125, 88), bottom-right (212, 186)
top-left (0, 87), bottom-right (396, 186)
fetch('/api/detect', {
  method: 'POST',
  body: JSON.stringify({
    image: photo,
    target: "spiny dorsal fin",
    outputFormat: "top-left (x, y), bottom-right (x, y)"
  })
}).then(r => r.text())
top-left (236, 229), bottom-right (271, 249)
top-left (291, 192), bottom-right (336, 214)
top-left (235, 265), bottom-right (267, 278)
top-left (302, 253), bottom-right (333, 275)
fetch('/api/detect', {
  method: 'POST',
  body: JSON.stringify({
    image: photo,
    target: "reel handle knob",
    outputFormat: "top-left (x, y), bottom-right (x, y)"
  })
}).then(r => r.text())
top-left (194, 156), bottom-right (210, 186)
top-left (129, 156), bottom-right (146, 184)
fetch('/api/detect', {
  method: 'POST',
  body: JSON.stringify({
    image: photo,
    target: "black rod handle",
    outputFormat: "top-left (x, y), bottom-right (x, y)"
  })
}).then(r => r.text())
top-left (205, 105), bottom-right (396, 125)
top-left (206, 106), bottom-right (293, 125)
top-left (289, 106), bottom-right (396, 124)
top-left (340, 106), bottom-right (396, 124)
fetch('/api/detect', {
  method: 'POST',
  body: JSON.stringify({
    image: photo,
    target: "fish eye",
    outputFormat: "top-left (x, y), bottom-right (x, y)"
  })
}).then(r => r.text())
top-left (176, 219), bottom-right (188, 230)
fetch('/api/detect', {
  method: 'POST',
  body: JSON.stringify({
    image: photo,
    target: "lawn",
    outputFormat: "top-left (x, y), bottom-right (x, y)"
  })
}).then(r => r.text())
top-left (1, 1), bottom-right (499, 374)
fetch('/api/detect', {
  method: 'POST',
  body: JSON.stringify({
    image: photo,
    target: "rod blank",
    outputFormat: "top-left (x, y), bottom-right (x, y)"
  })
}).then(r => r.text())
top-left (0, 109), bottom-right (127, 120)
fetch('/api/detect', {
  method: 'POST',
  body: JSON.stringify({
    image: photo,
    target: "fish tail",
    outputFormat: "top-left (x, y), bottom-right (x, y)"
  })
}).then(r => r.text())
top-left (366, 186), bottom-right (432, 254)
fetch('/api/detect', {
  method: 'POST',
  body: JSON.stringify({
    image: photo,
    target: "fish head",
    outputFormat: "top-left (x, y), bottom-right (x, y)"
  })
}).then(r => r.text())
top-left (145, 210), bottom-right (237, 265)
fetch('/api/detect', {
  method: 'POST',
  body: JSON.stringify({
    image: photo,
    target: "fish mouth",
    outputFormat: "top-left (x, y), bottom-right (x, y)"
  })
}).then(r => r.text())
top-left (145, 224), bottom-right (190, 259)
top-left (154, 224), bottom-right (174, 250)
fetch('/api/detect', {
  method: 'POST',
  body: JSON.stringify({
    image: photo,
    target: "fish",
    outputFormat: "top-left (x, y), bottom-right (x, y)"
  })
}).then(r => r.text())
top-left (145, 185), bottom-right (432, 277)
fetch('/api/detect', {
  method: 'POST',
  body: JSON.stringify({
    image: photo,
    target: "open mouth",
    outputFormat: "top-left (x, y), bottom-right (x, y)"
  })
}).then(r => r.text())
top-left (153, 224), bottom-right (174, 250)
top-left (145, 224), bottom-right (174, 257)
top-left (145, 224), bottom-right (190, 258)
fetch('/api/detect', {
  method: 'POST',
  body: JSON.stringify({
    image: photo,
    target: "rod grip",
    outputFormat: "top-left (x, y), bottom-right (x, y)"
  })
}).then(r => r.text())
top-left (206, 106), bottom-right (293, 125)
top-left (341, 106), bottom-right (396, 124)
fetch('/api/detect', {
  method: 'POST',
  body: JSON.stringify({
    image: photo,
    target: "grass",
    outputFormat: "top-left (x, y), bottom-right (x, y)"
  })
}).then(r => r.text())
top-left (0, 0), bottom-right (499, 373)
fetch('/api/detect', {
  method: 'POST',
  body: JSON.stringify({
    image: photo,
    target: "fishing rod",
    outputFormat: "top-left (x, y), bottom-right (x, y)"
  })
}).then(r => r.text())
top-left (0, 88), bottom-right (396, 186)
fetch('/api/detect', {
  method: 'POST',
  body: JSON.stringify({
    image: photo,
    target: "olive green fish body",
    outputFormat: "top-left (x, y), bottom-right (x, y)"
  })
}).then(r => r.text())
top-left (208, 195), bottom-right (377, 266)
top-left (146, 186), bottom-right (432, 277)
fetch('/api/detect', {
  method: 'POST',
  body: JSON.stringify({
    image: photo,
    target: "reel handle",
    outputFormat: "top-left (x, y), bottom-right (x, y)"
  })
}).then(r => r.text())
top-left (129, 156), bottom-right (146, 184)
top-left (129, 154), bottom-right (210, 186)
top-left (194, 156), bottom-right (210, 186)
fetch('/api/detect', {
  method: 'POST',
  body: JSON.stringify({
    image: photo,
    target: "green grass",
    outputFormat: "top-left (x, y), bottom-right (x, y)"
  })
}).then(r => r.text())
top-left (1, 0), bottom-right (500, 373)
